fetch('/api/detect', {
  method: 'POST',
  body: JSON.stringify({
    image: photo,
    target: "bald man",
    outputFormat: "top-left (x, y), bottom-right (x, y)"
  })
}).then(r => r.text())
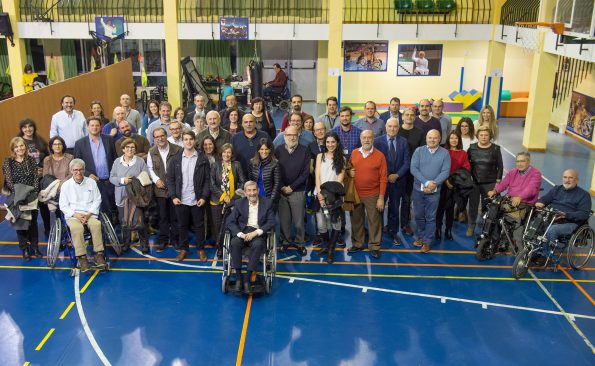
top-left (120, 94), bottom-right (142, 130)
top-left (410, 129), bottom-right (451, 253)
top-left (347, 129), bottom-right (388, 259)
top-left (533, 169), bottom-right (591, 265)
top-left (102, 106), bottom-right (137, 142)
top-left (197, 110), bottom-right (230, 152)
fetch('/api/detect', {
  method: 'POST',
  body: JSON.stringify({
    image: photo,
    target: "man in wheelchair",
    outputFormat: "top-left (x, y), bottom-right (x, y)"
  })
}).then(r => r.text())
top-left (263, 63), bottom-right (287, 99)
top-left (226, 180), bottom-right (275, 293)
top-left (58, 159), bottom-right (106, 272)
top-left (532, 169), bottom-right (591, 265)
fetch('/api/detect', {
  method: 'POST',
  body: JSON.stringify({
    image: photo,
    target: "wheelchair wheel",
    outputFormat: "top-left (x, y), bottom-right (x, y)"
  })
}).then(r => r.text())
top-left (222, 275), bottom-right (229, 294)
top-left (475, 238), bottom-right (495, 261)
top-left (512, 247), bottom-right (531, 279)
top-left (100, 212), bottom-right (122, 256)
top-left (46, 219), bottom-right (62, 268)
top-left (567, 225), bottom-right (594, 270)
top-left (221, 231), bottom-right (231, 294)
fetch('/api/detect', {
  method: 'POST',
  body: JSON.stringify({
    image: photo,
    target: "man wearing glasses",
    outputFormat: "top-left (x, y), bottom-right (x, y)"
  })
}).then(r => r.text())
top-left (167, 121), bottom-right (184, 147)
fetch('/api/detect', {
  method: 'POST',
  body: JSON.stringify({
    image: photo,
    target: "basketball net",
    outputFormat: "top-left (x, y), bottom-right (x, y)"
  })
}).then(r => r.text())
top-left (514, 22), bottom-right (565, 55)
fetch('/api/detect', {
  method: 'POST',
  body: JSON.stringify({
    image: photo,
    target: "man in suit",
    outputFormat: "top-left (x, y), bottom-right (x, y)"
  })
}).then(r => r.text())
top-left (374, 118), bottom-right (410, 246)
top-left (227, 180), bottom-right (275, 293)
top-left (74, 115), bottom-right (118, 221)
top-left (184, 94), bottom-right (209, 127)
top-left (379, 97), bottom-right (403, 125)
top-left (166, 130), bottom-right (211, 262)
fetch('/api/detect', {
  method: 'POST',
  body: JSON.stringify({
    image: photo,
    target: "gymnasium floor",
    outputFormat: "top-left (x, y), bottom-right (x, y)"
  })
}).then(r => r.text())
top-left (1, 119), bottom-right (594, 366)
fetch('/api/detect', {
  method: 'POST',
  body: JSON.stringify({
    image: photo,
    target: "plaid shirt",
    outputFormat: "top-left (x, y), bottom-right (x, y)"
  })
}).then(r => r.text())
top-left (331, 124), bottom-right (362, 160)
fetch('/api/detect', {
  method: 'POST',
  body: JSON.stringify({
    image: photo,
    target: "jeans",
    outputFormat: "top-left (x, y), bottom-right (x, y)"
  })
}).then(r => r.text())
top-left (413, 189), bottom-right (440, 243)
top-left (542, 222), bottom-right (578, 256)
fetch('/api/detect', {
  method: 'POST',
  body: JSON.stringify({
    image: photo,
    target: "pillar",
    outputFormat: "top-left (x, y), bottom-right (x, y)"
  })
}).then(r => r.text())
top-left (326, 0), bottom-right (343, 99)
top-left (163, 0), bottom-right (182, 107)
top-left (590, 163), bottom-right (595, 196)
top-left (2, 0), bottom-right (27, 96)
top-left (483, 0), bottom-right (507, 114)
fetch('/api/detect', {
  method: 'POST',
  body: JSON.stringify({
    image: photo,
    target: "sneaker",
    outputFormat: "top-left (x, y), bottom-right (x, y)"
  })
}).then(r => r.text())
top-left (401, 225), bottom-right (414, 236)
top-left (413, 239), bottom-right (424, 247)
top-left (296, 246), bottom-right (307, 256)
top-left (420, 243), bottom-right (431, 253)
top-left (78, 256), bottom-right (91, 272)
top-left (336, 236), bottom-right (346, 248)
top-left (131, 231), bottom-right (139, 242)
top-left (94, 252), bottom-right (107, 269)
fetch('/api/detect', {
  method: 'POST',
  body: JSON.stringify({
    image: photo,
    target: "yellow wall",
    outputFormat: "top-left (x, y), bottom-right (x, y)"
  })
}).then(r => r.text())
top-left (502, 45), bottom-right (532, 92)
top-left (334, 40), bottom-right (489, 104)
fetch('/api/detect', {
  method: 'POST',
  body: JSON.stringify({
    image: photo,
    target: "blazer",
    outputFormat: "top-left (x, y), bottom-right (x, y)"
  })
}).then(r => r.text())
top-left (373, 135), bottom-right (410, 181)
top-left (226, 196), bottom-right (275, 236)
top-left (74, 135), bottom-right (117, 178)
top-left (210, 160), bottom-right (246, 203)
top-left (379, 110), bottom-right (402, 124)
top-left (166, 150), bottom-right (211, 202)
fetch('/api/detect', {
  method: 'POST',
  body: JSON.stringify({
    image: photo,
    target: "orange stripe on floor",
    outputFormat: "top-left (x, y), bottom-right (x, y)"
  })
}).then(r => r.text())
top-left (558, 266), bottom-right (595, 306)
top-left (236, 295), bottom-right (253, 366)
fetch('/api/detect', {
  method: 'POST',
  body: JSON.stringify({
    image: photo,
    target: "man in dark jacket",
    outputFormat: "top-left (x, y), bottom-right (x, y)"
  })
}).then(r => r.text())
top-left (227, 181), bottom-right (275, 293)
top-left (147, 127), bottom-right (182, 252)
top-left (275, 126), bottom-right (311, 256)
top-left (374, 118), bottom-right (410, 246)
top-left (166, 130), bottom-right (210, 262)
top-left (74, 116), bottom-right (117, 220)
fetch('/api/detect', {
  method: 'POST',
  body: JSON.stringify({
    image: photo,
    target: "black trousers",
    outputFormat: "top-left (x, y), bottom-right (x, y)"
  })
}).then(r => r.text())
top-left (39, 202), bottom-right (51, 234)
top-left (175, 204), bottom-right (205, 251)
top-left (230, 227), bottom-right (266, 272)
top-left (436, 184), bottom-right (455, 230)
top-left (97, 179), bottom-right (117, 221)
top-left (17, 210), bottom-right (39, 250)
top-left (211, 204), bottom-right (225, 247)
top-left (400, 173), bottom-right (414, 228)
top-left (157, 197), bottom-right (178, 246)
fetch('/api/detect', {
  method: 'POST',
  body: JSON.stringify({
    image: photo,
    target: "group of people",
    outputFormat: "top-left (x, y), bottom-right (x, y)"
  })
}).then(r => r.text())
top-left (3, 91), bottom-right (592, 278)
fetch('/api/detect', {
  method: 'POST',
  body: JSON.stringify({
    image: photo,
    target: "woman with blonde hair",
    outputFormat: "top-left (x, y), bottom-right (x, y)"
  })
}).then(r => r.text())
top-left (474, 105), bottom-right (499, 141)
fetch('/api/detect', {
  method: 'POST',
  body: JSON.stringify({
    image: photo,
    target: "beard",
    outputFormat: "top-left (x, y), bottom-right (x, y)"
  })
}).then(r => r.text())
top-left (562, 183), bottom-right (574, 190)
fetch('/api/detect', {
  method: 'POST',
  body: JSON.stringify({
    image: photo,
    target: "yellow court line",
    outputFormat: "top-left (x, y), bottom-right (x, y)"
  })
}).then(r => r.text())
top-left (236, 295), bottom-right (253, 366)
top-left (35, 328), bottom-right (55, 351)
top-left (23, 362), bottom-right (30, 366)
top-left (59, 302), bottom-right (76, 320)
top-left (80, 270), bottom-right (100, 294)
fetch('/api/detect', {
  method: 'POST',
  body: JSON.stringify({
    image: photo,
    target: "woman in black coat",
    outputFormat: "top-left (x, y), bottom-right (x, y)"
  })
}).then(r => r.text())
top-left (248, 138), bottom-right (281, 209)
top-left (210, 143), bottom-right (245, 256)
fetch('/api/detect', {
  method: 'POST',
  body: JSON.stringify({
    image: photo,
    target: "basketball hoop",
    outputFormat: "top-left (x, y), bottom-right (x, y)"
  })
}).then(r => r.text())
top-left (514, 22), bottom-right (565, 54)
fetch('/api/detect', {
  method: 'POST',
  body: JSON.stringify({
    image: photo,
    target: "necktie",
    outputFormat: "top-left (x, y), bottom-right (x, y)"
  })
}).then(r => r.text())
top-left (389, 138), bottom-right (396, 163)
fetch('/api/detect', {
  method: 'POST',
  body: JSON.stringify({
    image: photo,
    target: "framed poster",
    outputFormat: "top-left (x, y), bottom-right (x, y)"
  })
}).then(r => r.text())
top-left (397, 44), bottom-right (443, 76)
top-left (220, 17), bottom-right (249, 40)
top-left (95, 16), bottom-right (125, 41)
top-left (343, 41), bottom-right (388, 72)
top-left (567, 91), bottom-right (594, 142)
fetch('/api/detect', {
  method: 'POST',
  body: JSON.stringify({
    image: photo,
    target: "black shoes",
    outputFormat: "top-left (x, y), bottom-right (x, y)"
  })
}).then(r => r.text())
top-left (370, 249), bottom-right (381, 259)
top-left (435, 229), bottom-right (442, 241)
top-left (392, 234), bottom-right (401, 246)
top-left (445, 229), bottom-right (453, 241)
top-left (22, 247), bottom-right (31, 262)
top-left (296, 246), bottom-right (307, 256)
top-left (156, 242), bottom-right (166, 252)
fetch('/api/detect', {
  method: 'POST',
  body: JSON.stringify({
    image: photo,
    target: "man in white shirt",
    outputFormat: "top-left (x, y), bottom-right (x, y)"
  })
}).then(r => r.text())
top-left (227, 181), bottom-right (275, 293)
top-left (120, 94), bottom-right (142, 130)
top-left (59, 159), bottom-right (105, 272)
top-left (49, 95), bottom-right (87, 154)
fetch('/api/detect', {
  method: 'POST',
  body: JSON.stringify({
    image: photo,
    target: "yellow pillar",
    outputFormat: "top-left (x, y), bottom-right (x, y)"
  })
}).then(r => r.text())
top-left (522, 0), bottom-right (557, 151)
top-left (163, 0), bottom-right (181, 107)
top-left (590, 163), bottom-right (595, 196)
top-left (2, 0), bottom-right (27, 96)
top-left (326, 0), bottom-right (343, 99)
top-left (483, 0), bottom-right (506, 111)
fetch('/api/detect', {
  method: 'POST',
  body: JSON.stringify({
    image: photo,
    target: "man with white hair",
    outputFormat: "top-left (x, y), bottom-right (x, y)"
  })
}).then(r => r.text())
top-left (197, 110), bottom-right (231, 151)
top-left (59, 159), bottom-right (105, 272)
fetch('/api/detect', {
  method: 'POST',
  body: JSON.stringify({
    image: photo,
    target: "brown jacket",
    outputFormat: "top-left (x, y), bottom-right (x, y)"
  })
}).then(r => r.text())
top-left (148, 142), bottom-right (182, 198)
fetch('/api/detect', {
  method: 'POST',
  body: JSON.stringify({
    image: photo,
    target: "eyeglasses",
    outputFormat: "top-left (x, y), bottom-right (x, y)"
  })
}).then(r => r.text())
top-left (124, 146), bottom-right (136, 150)
top-left (72, 168), bottom-right (84, 172)
top-left (154, 135), bottom-right (166, 139)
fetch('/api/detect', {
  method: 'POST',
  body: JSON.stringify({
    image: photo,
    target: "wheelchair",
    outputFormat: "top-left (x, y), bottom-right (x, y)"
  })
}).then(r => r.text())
top-left (475, 195), bottom-right (525, 261)
top-left (46, 211), bottom-right (122, 276)
top-left (263, 85), bottom-right (290, 112)
top-left (221, 229), bottom-right (277, 295)
top-left (512, 207), bottom-right (594, 279)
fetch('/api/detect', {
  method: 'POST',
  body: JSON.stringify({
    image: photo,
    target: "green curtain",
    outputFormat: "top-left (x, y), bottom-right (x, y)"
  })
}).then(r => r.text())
top-left (0, 41), bottom-right (11, 85)
top-left (196, 40), bottom-right (232, 78)
top-left (24, 40), bottom-right (34, 68)
top-left (237, 40), bottom-right (261, 75)
top-left (61, 39), bottom-right (78, 79)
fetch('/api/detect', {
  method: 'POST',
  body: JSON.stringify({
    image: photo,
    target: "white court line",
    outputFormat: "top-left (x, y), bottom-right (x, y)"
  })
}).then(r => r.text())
top-left (130, 247), bottom-right (221, 270)
top-left (529, 270), bottom-right (595, 353)
top-left (278, 255), bottom-right (296, 261)
top-left (276, 275), bottom-right (595, 321)
top-left (74, 272), bottom-right (112, 366)
top-left (500, 145), bottom-right (556, 186)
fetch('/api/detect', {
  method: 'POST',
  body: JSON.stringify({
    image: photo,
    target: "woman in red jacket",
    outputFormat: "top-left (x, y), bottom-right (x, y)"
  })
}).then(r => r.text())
top-left (436, 131), bottom-right (470, 241)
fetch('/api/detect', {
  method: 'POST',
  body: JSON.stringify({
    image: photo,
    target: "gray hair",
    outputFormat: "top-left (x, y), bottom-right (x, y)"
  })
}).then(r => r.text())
top-left (386, 117), bottom-right (399, 126)
top-left (516, 151), bottom-right (531, 161)
top-left (244, 180), bottom-right (258, 190)
top-left (69, 158), bottom-right (85, 170)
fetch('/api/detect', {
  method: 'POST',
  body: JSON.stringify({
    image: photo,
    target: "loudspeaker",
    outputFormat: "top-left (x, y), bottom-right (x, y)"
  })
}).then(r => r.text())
top-left (0, 13), bottom-right (13, 37)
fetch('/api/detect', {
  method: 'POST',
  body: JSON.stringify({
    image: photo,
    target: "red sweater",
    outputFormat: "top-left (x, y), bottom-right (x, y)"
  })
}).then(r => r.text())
top-left (448, 149), bottom-right (470, 174)
top-left (350, 148), bottom-right (388, 198)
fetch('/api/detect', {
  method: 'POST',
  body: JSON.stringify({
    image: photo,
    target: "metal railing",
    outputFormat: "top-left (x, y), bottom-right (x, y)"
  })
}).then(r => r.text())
top-left (500, 0), bottom-right (539, 26)
top-left (179, 0), bottom-right (329, 24)
top-left (344, 0), bottom-right (492, 24)
top-left (19, 0), bottom-right (164, 23)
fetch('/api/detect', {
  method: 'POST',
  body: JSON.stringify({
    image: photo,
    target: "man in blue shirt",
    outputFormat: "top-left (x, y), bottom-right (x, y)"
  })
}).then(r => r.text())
top-left (331, 106), bottom-right (362, 161)
top-left (273, 112), bottom-right (314, 148)
top-left (354, 101), bottom-right (385, 137)
top-left (379, 97), bottom-right (403, 125)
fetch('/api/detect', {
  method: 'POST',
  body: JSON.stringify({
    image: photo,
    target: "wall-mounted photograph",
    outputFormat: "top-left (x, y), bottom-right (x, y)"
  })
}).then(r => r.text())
top-left (567, 91), bottom-right (594, 142)
top-left (220, 17), bottom-right (249, 40)
top-left (397, 44), bottom-right (443, 76)
top-left (95, 16), bottom-right (125, 41)
top-left (343, 41), bottom-right (388, 72)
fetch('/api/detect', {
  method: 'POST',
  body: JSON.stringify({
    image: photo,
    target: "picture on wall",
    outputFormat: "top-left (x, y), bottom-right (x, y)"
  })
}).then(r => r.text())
top-left (220, 17), bottom-right (249, 40)
top-left (95, 16), bottom-right (125, 41)
top-left (397, 44), bottom-right (443, 76)
top-left (343, 41), bottom-right (388, 72)
top-left (566, 91), bottom-right (594, 142)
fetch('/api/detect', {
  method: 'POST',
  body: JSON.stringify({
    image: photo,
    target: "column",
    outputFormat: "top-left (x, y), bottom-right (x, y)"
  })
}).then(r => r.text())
top-left (483, 0), bottom-right (507, 113)
top-left (2, 0), bottom-right (27, 96)
top-left (326, 0), bottom-right (343, 99)
top-left (163, 0), bottom-right (182, 108)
